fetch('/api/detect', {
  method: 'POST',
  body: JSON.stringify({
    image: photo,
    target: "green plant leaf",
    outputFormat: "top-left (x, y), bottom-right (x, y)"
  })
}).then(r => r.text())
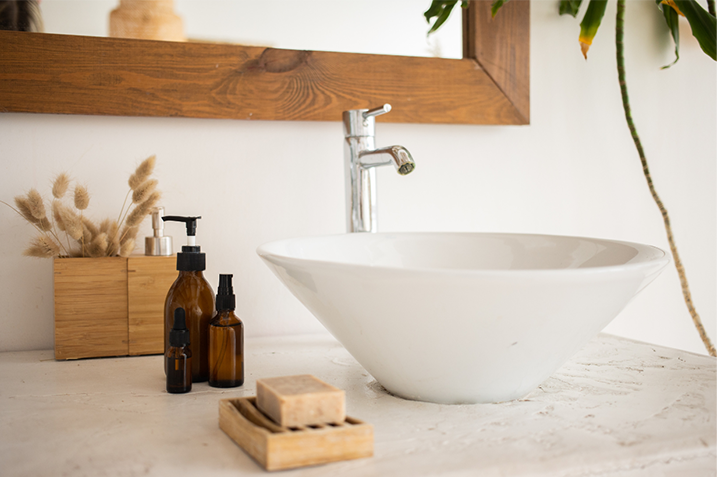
top-left (579, 0), bottom-right (608, 59)
top-left (656, 0), bottom-right (680, 68)
top-left (559, 0), bottom-right (583, 17)
top-left (673, 0), bottom-right (716, 60)
top-left (424, 0), bottom-right (458, 35)
top-left (492, 0), bottom-right (511, 18)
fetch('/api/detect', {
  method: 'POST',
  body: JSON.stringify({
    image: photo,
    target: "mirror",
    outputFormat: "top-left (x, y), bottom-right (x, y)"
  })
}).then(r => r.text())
top-left (0, 0), bottom-right (529, 125)
top-left (40, 0), bottom-right (464, 59)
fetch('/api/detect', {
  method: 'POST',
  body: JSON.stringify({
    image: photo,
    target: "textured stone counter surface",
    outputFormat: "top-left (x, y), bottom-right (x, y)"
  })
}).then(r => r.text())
top-left (1, 333), bottom-right (714, 476)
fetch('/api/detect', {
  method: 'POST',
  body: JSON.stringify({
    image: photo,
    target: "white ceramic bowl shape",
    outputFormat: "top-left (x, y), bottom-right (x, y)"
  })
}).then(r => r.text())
top-left (257, 233), bottom-right (669, 404)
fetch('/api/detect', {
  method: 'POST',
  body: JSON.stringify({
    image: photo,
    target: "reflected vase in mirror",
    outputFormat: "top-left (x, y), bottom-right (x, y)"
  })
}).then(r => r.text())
top-left (110, 0), bottom-right (184, 41)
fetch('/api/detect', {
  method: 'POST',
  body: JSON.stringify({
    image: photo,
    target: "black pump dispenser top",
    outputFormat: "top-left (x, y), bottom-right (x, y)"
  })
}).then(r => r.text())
top-left (216, 274), bottom-right (236, 311)
top-left (162, 215), bottom-right (205, 271)
top-left (169, 308), bottom-right (191, 347)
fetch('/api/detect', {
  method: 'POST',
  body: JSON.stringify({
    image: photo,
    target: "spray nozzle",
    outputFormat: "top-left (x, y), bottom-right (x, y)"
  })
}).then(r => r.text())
top-left (216, 274), bottom-right (236, 311)
top-left (169, 307), bottom-right (190, 347)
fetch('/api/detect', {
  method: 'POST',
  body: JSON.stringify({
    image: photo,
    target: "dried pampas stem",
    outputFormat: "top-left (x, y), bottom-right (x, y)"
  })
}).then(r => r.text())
top-left (52, 173), bottom-right (71, 199)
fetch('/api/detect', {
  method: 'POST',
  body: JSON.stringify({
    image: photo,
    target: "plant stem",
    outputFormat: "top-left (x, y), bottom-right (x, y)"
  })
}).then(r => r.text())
top-left (616, 0), bottom-right (715, 356)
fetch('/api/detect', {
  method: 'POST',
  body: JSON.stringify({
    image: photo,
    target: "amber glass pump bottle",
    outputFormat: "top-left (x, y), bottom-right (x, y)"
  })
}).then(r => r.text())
top-left (209, 274), bottom-right (244, 388)
top-left (166, 307), bottom-right (192, 394)
top-left (163, 215), bottom-right (214, 383)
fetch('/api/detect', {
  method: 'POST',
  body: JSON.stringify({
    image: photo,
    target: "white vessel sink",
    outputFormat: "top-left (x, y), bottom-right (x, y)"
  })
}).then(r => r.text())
top-left (257, 233), bottom-right (669, 404)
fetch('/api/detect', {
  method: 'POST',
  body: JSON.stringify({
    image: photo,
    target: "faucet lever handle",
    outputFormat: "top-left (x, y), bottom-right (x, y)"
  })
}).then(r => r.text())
top-left (362, 104), bottom-right (392, 119)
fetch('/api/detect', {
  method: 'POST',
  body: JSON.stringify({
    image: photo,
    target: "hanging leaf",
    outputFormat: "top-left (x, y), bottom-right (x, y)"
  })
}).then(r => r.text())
top-left (579, 0), bottom-right (608, 59)
top-left (661, 0), bottom-right (685, 16)
top-left (673, 0), bottom-right (716, 60)
top-left (656, 0), bottom-right (681, 68)
top-left (491, 0), bottom-right (511, 18)
top-left (424, 0), bottom-right (458, 35)
top-left (559, 0), bottom-right (583, 17)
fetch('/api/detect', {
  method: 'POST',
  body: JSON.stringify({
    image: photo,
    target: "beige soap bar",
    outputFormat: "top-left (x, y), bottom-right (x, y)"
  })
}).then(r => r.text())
top-left (256, 375), bottom-right (346, 427)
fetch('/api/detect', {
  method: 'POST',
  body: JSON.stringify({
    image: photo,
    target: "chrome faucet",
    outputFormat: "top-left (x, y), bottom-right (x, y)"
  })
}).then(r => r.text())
top-left (343, 104), bottom-right (415, 233)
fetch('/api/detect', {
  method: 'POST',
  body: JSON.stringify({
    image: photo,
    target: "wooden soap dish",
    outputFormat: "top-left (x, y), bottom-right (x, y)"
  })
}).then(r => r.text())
top-left (219, 397), bottom-right (373, 471)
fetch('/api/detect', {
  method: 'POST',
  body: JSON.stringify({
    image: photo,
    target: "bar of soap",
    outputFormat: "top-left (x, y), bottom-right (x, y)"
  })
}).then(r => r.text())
top-left (256, 374), bottom-right (346, 427)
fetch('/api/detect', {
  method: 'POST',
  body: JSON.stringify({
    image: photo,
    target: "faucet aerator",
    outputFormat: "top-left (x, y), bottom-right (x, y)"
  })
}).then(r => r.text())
top-left (398, 163), bottom-right (414, 175)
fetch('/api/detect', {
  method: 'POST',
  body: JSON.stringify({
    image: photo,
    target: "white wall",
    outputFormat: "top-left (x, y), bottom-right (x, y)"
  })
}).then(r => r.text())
top-left (1, 0), bottom-right (714, 355)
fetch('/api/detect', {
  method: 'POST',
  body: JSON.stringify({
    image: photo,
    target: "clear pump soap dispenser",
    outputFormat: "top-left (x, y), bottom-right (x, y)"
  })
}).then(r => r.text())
top-left (162, 215), bottom-right (215, 382)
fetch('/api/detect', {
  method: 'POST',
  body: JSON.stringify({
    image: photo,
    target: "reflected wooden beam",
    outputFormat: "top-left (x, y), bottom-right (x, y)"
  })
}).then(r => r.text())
top-left (0, 0), bottom-right (529, 125)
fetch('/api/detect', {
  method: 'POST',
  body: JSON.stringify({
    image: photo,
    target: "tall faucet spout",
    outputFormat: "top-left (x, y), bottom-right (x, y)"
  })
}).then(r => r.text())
top-left (343, 104), bottom-right (414, 233)
top-left (359, 146), bottom-right (415, 176)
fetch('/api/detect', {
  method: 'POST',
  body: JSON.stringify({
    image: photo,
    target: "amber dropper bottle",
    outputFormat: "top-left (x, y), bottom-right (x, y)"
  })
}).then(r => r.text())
top-left (166, 307), bottom-right (192, 394)
top-left (209, 274), bottom-right (244, 388)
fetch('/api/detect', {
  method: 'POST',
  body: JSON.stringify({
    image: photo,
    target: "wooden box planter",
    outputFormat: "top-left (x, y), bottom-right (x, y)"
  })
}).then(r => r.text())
top-left (53, 256), bottom-right (177, 360)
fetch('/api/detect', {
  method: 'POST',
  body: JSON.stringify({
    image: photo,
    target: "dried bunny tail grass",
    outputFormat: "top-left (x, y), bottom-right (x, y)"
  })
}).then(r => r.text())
top-left (106, 221), bottom-right (121, 256)
top-left (132, 179), bottom-right (158, 204)
top-left (37, 217), bottom-right (52, 232)
top-left (82, 223), bottom-right (93, 244)
top-left (125, 191), bottom-right (161, 228)
top-left (119, 238), bottom-right (135, 257)
top-left (14, 196), bottom-right (35, 223)
top-left (74, 185), bottom-right (90, 210)
top-left (52, 173), bottom-right (71, 199)
top-left (57, 204), bottom-right (83, 241)
top-left (23, 235), bottom-right (61, 258)
top-left (14, 196), bottom-right (49, 231)
top-left (82, 217), bottom-right (99, 238)
top-left (128, 155), bottom-right (156, 190)
top-left (87, 233), bottom-right (108, 258)
top-left (52, 200), bottom-right (66, 231)
top-left (27, 189), bottom-right (48, 220)
top-left (119, 225), bottom-right (139, 245)
top-left (99, 218), bottom-right (112, 234)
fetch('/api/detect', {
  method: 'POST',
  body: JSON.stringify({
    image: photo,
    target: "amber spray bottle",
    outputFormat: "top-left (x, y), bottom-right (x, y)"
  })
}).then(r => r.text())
top-left (163, 216), bottom-right (215, 382)
top-left (209, 274), bottom-right (244, 388)
top-left (166, 308), bottom-right (192, 394)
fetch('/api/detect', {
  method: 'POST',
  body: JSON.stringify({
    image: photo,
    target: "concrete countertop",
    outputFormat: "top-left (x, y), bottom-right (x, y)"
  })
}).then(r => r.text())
top-left (1, 333), bottom-right (715, 476)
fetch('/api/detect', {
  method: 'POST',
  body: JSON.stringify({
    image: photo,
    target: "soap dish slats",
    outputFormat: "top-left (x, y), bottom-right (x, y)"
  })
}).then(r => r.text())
top-left (219, 397), bottom-right (373, 471)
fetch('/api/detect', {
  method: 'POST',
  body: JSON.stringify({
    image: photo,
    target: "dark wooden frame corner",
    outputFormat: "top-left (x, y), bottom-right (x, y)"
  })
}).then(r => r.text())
top-left (0, 0), bottom-right (529, 125)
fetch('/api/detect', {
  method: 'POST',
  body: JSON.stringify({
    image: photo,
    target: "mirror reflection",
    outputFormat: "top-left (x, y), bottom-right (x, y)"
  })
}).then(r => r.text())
top-left (35, 0), bottom-right (462, 59)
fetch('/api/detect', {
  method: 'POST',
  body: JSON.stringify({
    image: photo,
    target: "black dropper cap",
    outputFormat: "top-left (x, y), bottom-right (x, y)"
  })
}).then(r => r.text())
top-left (216, 274), bottom-right (236, 311)
top-left (162, 216), bottom-right (205, 271)
top-left (169, 308), bottom-right (190, 347)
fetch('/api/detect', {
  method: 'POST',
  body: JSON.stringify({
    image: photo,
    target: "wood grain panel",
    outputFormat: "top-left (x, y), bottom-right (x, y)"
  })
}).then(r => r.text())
top-left (219, 397), bottom-right (373, 471)
top-left (54, 258), bottom-right (128, 360)
top-left (0, 0), bottom-right (529, 126)
top-left (127, 256), bottom-right (176, 356)
top-left (465, 0), bottom-right (530, 123)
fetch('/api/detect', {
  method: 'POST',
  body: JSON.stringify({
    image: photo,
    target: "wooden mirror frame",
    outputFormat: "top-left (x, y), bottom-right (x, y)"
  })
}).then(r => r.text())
top-left (0, 0), bottom-right (528, 125)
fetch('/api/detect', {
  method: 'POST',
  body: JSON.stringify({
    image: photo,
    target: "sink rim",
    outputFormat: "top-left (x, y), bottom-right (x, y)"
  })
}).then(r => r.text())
top-left (257, 231), bottom-right (669, 277)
